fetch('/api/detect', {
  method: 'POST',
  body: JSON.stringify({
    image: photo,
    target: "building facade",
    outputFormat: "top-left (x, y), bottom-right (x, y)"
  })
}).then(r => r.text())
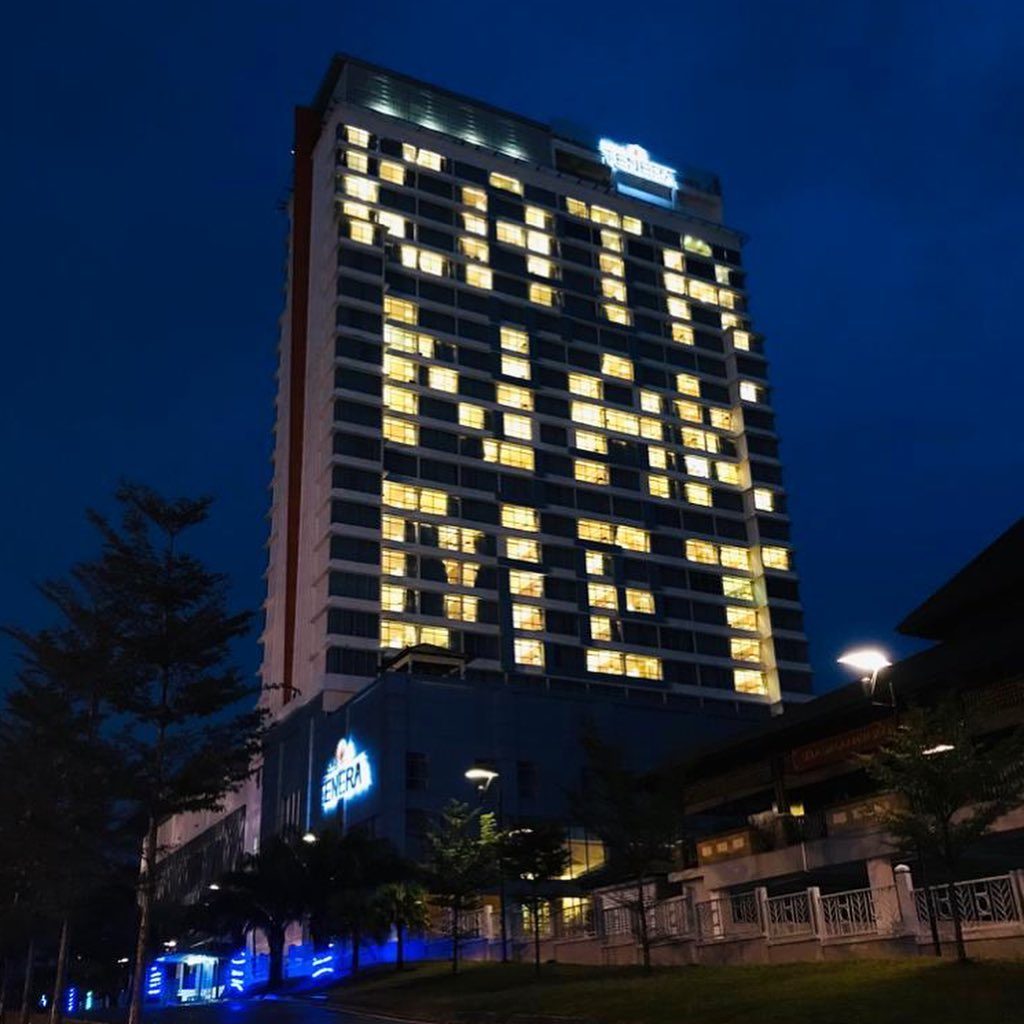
top-left (262, 54), bottom-right (811, 731)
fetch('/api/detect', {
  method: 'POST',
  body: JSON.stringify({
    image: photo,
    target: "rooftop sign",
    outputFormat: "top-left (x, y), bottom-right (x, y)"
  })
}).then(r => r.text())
top-left (321, 737), bottom-right (373, 813)
top-left (598, 139), bottom-right (677, 190)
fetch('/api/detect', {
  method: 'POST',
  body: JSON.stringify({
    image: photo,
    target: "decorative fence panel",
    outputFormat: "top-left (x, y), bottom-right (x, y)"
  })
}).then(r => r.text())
top-left (914, 875), bottom-right (1022, 929)
top-left (695, 891), bottom-right (761, 941)
top-left (820, 885), bottom-right (901, 938)
top-left (765, 892), bottom-right (814, 939)
top-left (649, 894), bottom-right (695, 940)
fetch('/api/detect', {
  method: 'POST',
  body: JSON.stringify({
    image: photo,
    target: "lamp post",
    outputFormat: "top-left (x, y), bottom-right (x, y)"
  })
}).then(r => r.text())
top-left (837, 647), bottom-right (894, 708)
top-left (464, 766), bottom-right (508, 964)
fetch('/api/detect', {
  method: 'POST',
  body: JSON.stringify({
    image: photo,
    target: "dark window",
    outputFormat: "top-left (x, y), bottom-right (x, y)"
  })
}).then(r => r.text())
top-left (406, 752), bottom-right (429, 791)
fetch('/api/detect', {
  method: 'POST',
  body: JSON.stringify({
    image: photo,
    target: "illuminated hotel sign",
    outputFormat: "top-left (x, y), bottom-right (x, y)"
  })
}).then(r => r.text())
top-left (321, 737), bottom-right (373, 813)
top-left (598, 139), bottom-right (677, 190)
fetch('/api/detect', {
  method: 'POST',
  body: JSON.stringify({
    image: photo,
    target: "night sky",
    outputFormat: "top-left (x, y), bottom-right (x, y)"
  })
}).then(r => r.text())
top-left (3, 1), bottom-right (1022, 692)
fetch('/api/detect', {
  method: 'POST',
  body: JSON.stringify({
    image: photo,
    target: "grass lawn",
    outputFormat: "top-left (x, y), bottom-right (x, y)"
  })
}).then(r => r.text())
top-left (332, 958), bottom-right (1024, 1024)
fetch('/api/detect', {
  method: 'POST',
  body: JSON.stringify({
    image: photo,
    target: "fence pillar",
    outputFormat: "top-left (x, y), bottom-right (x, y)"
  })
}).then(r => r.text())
top-left (755, 886), bottom-right (770, 937)
top-left (893, 864), bottom-right (921, 936)
top-left (1011, 870), bottom-right (1024, 919)
top-left (807, 886), bottom-right (823, 939)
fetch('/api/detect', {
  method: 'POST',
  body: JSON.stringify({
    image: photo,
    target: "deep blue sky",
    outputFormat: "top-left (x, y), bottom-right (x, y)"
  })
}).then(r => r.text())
top-left (2, 1), bottom-right (1022, 692)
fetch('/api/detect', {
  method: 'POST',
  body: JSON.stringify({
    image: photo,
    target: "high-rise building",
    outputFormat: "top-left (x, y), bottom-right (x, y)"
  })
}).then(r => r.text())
top-left (261, 55), bottom-right (812, 726)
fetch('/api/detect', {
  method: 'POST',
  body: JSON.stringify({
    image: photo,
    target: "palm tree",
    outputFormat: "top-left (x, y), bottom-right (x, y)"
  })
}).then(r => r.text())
top-left (209, 835), bottom-right (307, 990)
top-left (375, 882), bottom-right (429, 970)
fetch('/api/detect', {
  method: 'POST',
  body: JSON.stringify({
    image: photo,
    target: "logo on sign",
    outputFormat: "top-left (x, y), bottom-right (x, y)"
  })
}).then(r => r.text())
top-left (321, 738), bottom-right (373, 813)
top-left (598, 139), bottom-right (677, 189)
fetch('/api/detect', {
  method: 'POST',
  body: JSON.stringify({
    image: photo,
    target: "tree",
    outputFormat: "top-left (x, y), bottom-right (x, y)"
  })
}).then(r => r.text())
top-left (866, 702), bottom-right (1024, 962)
top-left (424, 801), bottom-right (497, 974)
top-left (499, 825), bottom-right (570, 976)
top-left (572, 734), bottom-right (684, 971)
top-left (207, 834), bottom-right (308, 990)
top-left (374, 882), bottom-right (429, 970)
top-left (16, 484), bottom-right (266, 1024)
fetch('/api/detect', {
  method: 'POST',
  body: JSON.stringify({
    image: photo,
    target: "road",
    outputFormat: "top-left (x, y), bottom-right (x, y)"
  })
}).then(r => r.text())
top-left (77, 999), bottom-right (416, 1024)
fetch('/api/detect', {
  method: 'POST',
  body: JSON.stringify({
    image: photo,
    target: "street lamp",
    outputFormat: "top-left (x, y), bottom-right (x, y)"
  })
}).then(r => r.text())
top-left (837, 647), bottom-right (894, 707)
top-left (464, 765), bottom-right (507, 964)
top-left (207, 883), bottom-right (220, 892)
top-left (301, 831), bottom-right (318, 844)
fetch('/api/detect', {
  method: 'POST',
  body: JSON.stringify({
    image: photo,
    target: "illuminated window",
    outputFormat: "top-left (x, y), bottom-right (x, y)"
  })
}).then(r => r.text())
top-left (671, 323), bottom-right (694, 345)
top-left (599, 253), bottom-right (624, 276)
top-left (605, 410), bottom-right (639, 435)
top-left (505, 536), bottom-right (540, 562)
top-left (675, 399), bottom-right (702, 423)
top-left (603, 303), bottom-right (632, 325)
top-left (730, 637), bottom-right (761, 663)
top-left (529, 283), bottom-right (556, 306)
top-left (585, 551), bottom-right (610, 575)
top-left (689, 280), bottom-right (718, 305)
top-left (684, 455), bottom-right (710, 479)
top-left (462, 186), bottom-right (487, 211)
top-left (343, 200), bottom-right (370, 221)
top-left (575, 459), bottom-right (609, 485)
top-left (438, 525), bottom-right (482, 553)
top-left (525, 205), bottom-right (550, 229)
top-left (459, 236), bottom-right (489, 262)
top-left (685, 482), bottom-right (712, 507)
top-left (625, 588), bottom-right (655, 614)
top-left (753, 488), bottom-right (775, 512)
top-left (710, 408), bottom-right (733, 430)
top-left (648, 475), bottom-right (670, 498)
top-left (381, 549), bottom-right (407, 576)
top-left (465, 265), bottom-right (493, 290)
top-left (625, 654), bottom-right (662, 680)
top-left (641, 420), bottom-right (662, 443)
top-left (383, 417), bottom-right (417, 446)
top-left (514, 637), bottom-right (544, 667)
top-left (527, 255), bottom-right (554, 278)
top-left (587, 648), bottom-right (623, 675)
top-left (722, 312), bottom-right (741, 329)
top-left (443, 559), bottom-right (480, 586)
top-left (723, 576), bottom-right (755, 601)
top-left (503, 412), bottom-right (532, 440)
top-left (346, 148), bottom-right (369, 173)
top-left (718, 289), bottom-right (736, 310)
top-left (501, 354), bottom-right (531, 380)
top-left (578, 519), bottom-right (614, 545)
top-left (345, 125), bottom-right (370, 147)
top-left (720, 546), bottom-right (751, 571)
top-left (380, 584), bottom-right (406, 613)
top-left (590, 616), bottom-right (613, 641)
top-left (483, 439), bottom-right (535, 470)
top-left (565, 197), bottom-right (588, 217)
top-left (381, 515), bottom-right (405, 542)
top-left (667, 296), bottom-right (690, 320)
top-left (384, 296), bottom-right (417, 325)
top-left (513, 604), bottom-right (545, 631)
top-left (601, 278), bottom-right (627, 302)
top-left (732, 330), bottom-right (751, 351)
top-left (462, 212), bottom-right (488, 236)
top-left (686, 539), bottom-right (718, 565)
top-left (489, 171), bottom-right (523, 194)
top-left (590, 206), bottom-right (620, 228)
top-left (343, 175), bottom-right (378, 203)
top-left (569, 374), bottom-right (602, 399)
top-left (588, 582), bottom-right (618, 610)
top-left (616, 525), bottom-right (649, 552)
top-left (497, 221), bottom-right (526, 247)
top-left (348, 220), bottom-right (375, 245)
top-left (380, 619), bottom-right (416, 648)
top-left (445, 594), bottom-right (479, 622)
top-left (762, 546), bottom-right (791, 571)
top-left (600, 229), bottom-right (622, 252)
top-left (428, 367), bottom-right (458, 393)
top-left (676, 373), bottom-right (700, 397)
top-left (622, 215), bottom-right (642, 236)
top-left (682, 428), bottom-right (708, 451)
top-left (379, 160), bottom-right (405, 184)
top-left (382, 481), bottom-right (417, 510)
top-left (496, 325), bottom-right (528, 354)
top-left (403, 144), bottom-right (443, 171)
top-left (376, 211), bottom-right (407, 238)
top-left (575, 430), bottom-right (607, 454)
top-left (716, 462), bottom-right (742, 486)
top-left (640, 391), bottom-right (661, 413)
top-left (734, 669), bottom-right (767, 695)
top-left (501, 504), bottom-right (538, 532)
top-left (664, 272), bottom-right (687, 295)
top-left (684, 235), bottom-right (713, 257)
top-left (663, 250), bottom-right (684, 271)
top-left (418, 487), bottom-right (449, 516)
top-left (527, 230), bottom-right (552, 255)
top-left (509, 570), bottom-right (544, 597)
top-left (497, 383), bottom-right (533, 410)
top-left (648, 447), bottom-right (667, 470)
top-left (739, 381), bottom-right (761, 403)
top-left (727, 606), bottom-right (758, 631)
top-left (401, 246), bottom-right (447, 277)
top-left (420, 625), bottom-right (451, 647)
top-left (383, 385), bottom-right (417, 415)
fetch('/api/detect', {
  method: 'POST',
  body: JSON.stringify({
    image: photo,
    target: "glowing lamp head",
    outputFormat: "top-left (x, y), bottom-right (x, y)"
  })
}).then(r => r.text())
top-left (301, 831), bottom-right (318, 844)
top-left (465, 766), bottom-right (499, 790)
top-left (837, 648), bottom-right (892, 676)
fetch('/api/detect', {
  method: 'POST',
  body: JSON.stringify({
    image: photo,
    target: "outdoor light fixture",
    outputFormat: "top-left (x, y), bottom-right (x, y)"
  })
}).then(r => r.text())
top-left (116, 958), bottom-right (129, 965)
top-left (301, 831), bottom-right (318, 844)
top-left (208, 883), bottom-right (220, 891)
top-left (464, 766), bottom-right (499, 791)
top-left (922, 743), bottom-right (956, 757)
top-left (837, 647), bottom-right (894, 707)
